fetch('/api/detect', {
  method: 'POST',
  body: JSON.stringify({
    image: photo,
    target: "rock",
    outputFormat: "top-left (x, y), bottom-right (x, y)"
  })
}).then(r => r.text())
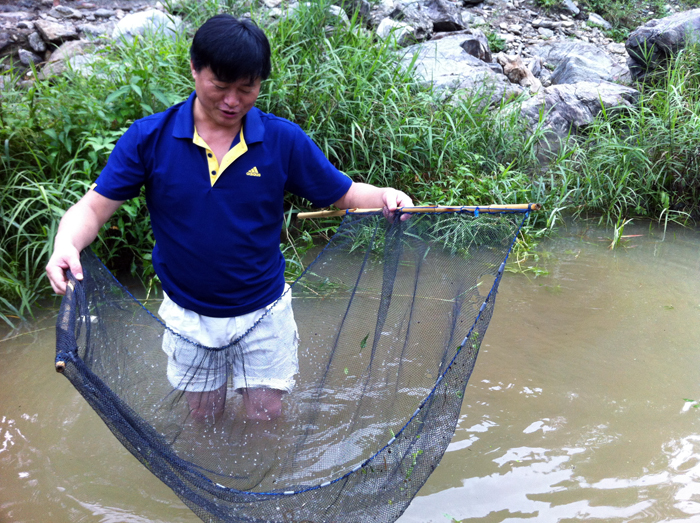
top-left (328, 5), bottom-right (350, 26)
top-left (50, 5), bottom-right (84, 19)
top-left (337, 0), bottom-right (372, 22)
top-left (47, 39), bottom-right (95, 62)
top-left (530, 41), bottom-right (629, 85)
top-left (551, 54), bottom-right (618, 84)
top-left (534, 81), bottom-right (640, 133)
top-left (77, 22), bottom-right (110, 37)
top-left (403, 34), bottom-right (522, 106)
top-left (38, 39), bottom-right (97, 78)
top-left (376, 18), bottom-right (416, 46)
top-left (0, 11), bottom-right (34, 24)
top-left (40, 54), bottom-right (97, 78)
top-left (459, 29), bottom-right (491, 62)
top-left (588, 13), bottom-right (612, 30)
top-left (519, 81), bottom-right (639, 158)
top-left (34, 19), bottom-right (78, 43)
top-left (562, 0), bottom-right (579, 16)
top-left (424, 0), bottom-right (467, 32)
top-left (533, 19), bottom-right (555, 28)
top-left (93, 8), bottom-right (114, 18)
top-left (387, 2), bottom-right (433, 42)
top-left (626, 9), bottom-right (700, 81)
top-left (606, 42), bottom-right (626, 54)
top-left (28, 31), bottom-right (46, 52)
top-left (0, 32), bottom-right (10, 52)
top-left (19, 48), bottom-right (42, 65)
top-left (112, 9), bottom-right (182, 43)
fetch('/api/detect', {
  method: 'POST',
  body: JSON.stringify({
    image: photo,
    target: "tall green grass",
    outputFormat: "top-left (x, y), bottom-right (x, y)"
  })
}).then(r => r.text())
top-left (553, 43), bottom-right (700, 225)
top-left (2, 0), bottom-right (700, 324)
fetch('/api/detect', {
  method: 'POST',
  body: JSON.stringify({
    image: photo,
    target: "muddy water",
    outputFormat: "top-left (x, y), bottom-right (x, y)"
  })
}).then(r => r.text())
top-left (3, 222), bottom-right (700, 522)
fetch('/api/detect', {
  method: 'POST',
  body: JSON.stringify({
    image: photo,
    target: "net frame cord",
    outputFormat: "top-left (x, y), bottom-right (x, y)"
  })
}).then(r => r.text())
top-left (54, 207), bottom-right (533, 498)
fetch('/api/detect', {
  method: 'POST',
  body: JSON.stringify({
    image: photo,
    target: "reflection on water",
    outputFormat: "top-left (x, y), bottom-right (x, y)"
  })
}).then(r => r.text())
top-left (3, 222), bottom-right (700, 522)
top-left (400, 222), bottom-right (700, 522)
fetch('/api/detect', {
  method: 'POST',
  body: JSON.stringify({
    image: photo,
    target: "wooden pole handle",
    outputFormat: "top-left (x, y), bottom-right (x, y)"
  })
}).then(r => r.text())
top-left (297, 203), bottom-right (542, 220)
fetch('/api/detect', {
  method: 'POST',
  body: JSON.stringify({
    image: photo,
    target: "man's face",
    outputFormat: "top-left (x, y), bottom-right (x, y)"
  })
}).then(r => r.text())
top-left (191, 62), bottom-right (261, 132)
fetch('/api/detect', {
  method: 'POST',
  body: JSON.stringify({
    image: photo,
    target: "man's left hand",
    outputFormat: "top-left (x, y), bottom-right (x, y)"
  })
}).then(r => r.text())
top-left (382, 188), bottom-right (413, 222)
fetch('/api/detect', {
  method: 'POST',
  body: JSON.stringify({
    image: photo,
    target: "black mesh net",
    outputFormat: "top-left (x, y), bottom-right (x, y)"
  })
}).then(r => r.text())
top-left (55, 208), bottom-right (529, 523)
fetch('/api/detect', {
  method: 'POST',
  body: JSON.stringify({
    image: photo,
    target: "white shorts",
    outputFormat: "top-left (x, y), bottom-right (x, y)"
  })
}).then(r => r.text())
top-left (158, 286), bottom-right (299, 393)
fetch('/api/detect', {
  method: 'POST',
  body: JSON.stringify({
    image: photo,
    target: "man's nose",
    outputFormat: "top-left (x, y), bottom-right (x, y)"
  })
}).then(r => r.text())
top-left (223, 91), bottom-right (240, 108)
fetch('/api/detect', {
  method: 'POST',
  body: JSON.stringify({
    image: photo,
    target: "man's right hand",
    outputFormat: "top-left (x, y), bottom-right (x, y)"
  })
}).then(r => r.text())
top-left (46, 243), bottom-right (83, 295)
top-left (44, 190), bottom-right (124, 295)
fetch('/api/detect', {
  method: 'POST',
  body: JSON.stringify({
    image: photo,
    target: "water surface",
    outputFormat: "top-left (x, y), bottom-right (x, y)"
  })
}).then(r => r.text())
top-left (3, 222), bottom-right (700, 522)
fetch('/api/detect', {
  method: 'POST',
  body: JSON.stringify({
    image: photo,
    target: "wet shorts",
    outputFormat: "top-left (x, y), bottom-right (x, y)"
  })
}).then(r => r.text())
top-left (158, 287), bottom-right (299, 393)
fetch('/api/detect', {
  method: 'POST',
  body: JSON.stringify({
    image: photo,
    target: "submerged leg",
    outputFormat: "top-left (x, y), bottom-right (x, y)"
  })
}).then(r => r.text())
top-left (185, 383), bottom-right (227, 423)
top-left (241, 387), bottom-right (284, 421)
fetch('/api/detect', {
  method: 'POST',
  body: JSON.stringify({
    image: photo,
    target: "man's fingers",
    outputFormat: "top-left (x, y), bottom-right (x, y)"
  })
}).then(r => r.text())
top-left (68, 258), bottom-right (84, 281)
top-left (46, 249), bottom-right (83, 295)
top-left (46, 264), bottom-right (68, 295)
top-left (381, 188), bottom-right (413, 222)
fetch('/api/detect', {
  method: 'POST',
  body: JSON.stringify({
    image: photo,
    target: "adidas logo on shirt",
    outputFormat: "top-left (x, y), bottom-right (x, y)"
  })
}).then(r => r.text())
top-left (246, 167), bottom-right (261, 177)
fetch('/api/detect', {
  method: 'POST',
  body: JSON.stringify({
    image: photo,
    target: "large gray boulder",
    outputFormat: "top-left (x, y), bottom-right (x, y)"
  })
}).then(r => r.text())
top-left (34, 19), bottom-right (79, 44)
top-left (38, 39), bottom-right (98, 79)
top-left (112, 9), bottom-right (183, 43)
top-left (519, 81), bottom-right (640, 156)
top-left (404, 34), bottom-right (522, 105)
top-left (375, 0), bottom-right (468, 41)
top-left (457, 29), bottom-right (490, 62)
top-left (386, 2), bottom-right (433, 43)
top-left (520, 81), bottom-right (639, 134)
top-left (377, 18), bottom-right (417, 47)
top-left (626, 9), bottom-right (700, 81)
top-left (424, 0), bottom-right (468, 32)
top-left (530, 41), bottom-right (630, 85)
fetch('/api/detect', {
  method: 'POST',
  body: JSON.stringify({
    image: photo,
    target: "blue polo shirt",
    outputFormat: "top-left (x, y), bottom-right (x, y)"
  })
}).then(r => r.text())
top-left (93, 92), bottom-right (352, 317)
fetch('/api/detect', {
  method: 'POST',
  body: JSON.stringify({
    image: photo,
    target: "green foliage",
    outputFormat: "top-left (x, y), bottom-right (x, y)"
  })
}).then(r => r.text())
top-left (553, 42), bottom-right (700, 225)
top-left (3, 0), bottom-right (700, 323)
top-left (602, 25), bottom-right (630, 43)
top-left (485, 30), bottom-right (507, 54)
top-left (532, 0), bottom-right (562, 10)
top-left (0, 31), bottom-right (191, 324)
top-left (579, 0), bottom-right (700, 34)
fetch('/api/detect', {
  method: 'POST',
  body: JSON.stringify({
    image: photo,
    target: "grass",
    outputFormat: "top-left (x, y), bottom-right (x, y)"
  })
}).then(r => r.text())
top-left (2, 0), bottom-right (700, 324)
top-left (534, 0), bottom-right (700, 42)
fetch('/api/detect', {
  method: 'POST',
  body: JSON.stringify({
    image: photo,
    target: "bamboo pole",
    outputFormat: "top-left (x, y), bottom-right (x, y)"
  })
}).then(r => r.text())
top-left (297, 203), bottom-right (542, 220)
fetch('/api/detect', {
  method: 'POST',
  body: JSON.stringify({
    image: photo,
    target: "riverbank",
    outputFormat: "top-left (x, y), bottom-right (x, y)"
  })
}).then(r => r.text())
top-left (2, 0), bottom-right (700, 325)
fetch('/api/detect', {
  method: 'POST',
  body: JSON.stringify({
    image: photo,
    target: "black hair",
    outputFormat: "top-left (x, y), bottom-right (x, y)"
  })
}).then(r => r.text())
top-left (190, 15), bottom-right (271, 83)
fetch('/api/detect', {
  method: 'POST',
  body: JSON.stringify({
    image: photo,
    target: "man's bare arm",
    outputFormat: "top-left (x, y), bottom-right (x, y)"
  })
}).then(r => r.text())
top-left (333, 182), bottom-right (413, 220)
top-left (46, 190), bottom-right (124, 295)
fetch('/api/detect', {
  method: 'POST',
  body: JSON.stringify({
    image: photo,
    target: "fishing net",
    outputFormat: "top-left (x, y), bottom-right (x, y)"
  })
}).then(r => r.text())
top-left (55, 206), bottom-right (533, 523)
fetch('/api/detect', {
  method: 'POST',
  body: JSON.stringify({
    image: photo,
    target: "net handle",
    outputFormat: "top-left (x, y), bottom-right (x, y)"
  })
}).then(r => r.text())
top-left (297, 203), bottom-right (542, 220)
top-left (55, 272), bottom-right (84, 373)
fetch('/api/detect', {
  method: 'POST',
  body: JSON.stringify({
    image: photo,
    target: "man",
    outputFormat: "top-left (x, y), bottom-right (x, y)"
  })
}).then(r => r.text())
top-left (45, 14), bottom-right (412, 424)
